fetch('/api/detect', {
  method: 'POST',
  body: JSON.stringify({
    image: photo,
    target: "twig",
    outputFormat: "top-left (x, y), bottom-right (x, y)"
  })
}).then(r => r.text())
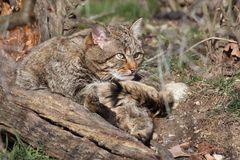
top-left (145, 37), bottom-right (238, 64)
top-left (183, 36), bottom-right (237, 54)
top-left (144, 51), bottom-right (166, 63)
top-left (89, 10), bottom-right (115, 20)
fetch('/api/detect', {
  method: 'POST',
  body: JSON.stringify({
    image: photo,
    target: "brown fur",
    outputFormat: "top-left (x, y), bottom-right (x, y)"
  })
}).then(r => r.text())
top-left (16, 19), bottom-right (174, 143)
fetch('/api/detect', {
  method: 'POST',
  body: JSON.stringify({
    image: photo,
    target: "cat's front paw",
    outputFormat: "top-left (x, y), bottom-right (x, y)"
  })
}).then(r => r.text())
top-left (147, 91), bottom-right (174, 117)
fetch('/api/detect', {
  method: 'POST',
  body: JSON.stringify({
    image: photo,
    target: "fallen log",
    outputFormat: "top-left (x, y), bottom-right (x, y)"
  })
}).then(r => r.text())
top-left (0, 83), bottom-right (161, 159)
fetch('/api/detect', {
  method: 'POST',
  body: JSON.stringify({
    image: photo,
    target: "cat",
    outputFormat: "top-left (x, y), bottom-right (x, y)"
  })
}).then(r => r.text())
top-left (16, 18), bottom-right (174, 143)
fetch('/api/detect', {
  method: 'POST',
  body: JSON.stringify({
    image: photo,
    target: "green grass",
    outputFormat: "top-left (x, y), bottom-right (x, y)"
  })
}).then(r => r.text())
top-left (208, 75), bottom-right (235, 93)
top-left (80, 0), bottom-right (159, 22)
top-left (185, 27), bottom-right (205, 42)
top-left (0, 136), bottom-right (53, 160)
top-left (206, 75), bottom-right (240, 116)
top-left (228, 91), bottom-right (240, 116)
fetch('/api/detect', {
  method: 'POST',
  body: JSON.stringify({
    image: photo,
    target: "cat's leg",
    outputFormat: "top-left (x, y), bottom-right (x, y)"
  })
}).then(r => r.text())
top-left (98, 80), bottom-right (174, 117)
top-left (86, 90), bottom-right (154, 143)
top-left (83, 89), bottom-right (117, 126)
top-left (111, 96), bottom-right (153, 143)
top-left (121, 80), bottom-right (174, 116)
top-left (76, 81), bottom-right (173, 142)
top-left (16, 69), bottom-right (42, 89)
top-left (79, 82), bottom-right (154, 143)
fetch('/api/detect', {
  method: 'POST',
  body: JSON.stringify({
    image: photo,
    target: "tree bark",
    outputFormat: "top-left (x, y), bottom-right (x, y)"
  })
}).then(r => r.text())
top-left (34, 0), bottom-right (95, 42)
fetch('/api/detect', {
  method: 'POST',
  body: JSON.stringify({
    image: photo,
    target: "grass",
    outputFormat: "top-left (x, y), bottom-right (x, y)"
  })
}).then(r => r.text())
top-left (208, 75), bottom-right (235, 93)
top-left (228, 91), bottom-right (240, 115)
top-left (206, 75), bottom-right (240, 116)
top-left (0, 136), bottom-right (53, 160)
top-left (185, 27), bottom-right (205, 42)
top-left (80, 0), bottom-right (159, 22)
top-left (162, 44), bottom-right (239, 115)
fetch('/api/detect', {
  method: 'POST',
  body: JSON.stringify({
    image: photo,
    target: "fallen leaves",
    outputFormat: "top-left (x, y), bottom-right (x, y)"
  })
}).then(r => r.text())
top-left (223, 42), bottom-right (240, 61)
top-left (0, 0), bottom-right (23, 15)
top-left (0, 1), bottom-right (13, 16)
top-left (197, 142), bottom-right (224, 160)
top-left (0, 24), bottom-right (40, 61)
top-left (168, 144), bottom-right (190, 158)
top-left (168, 142), bottom-right (225, 160)
top-left (197, 142), bottom-right (220, 155)
top-left (0, 0), bottom-right (40, 61)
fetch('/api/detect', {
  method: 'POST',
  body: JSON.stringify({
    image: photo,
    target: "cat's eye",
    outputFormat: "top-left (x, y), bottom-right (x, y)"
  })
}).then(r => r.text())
top-left (116, 53), bottom-right (125, 60)
top-left (133, 52), bottom-right (143, 59)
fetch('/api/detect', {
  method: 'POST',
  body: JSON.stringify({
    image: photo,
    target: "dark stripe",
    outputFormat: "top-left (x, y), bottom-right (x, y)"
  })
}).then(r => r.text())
top-left (106, 80), bottom-right (123, 107)
top-left (133, 73), bottom-right (142, 81)
top-left (94, 54), bottom-right (116, 64)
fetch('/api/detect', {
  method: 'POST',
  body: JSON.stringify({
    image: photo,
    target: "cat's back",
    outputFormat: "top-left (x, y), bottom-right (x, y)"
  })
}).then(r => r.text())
top-left (18, 30), bottom-right (90, 73)
top-left (16, 30), bottom-right (91, 89)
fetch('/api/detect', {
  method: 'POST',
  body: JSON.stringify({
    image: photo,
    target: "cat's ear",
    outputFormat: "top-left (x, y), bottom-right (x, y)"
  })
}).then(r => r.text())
top-left (91, 25), bottom-right (109, 49)
top-left (130, 18), bottom-right (143, 39)
top-left (84, 33), bottom-right (95, 49)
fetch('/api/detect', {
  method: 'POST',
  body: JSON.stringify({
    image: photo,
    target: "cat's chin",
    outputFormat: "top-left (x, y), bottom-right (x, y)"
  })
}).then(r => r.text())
top-left (112, 73), bottom-right (134, 81)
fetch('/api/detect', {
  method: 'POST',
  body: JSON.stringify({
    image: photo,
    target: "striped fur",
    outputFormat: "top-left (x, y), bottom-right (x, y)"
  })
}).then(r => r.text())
top-left (16, 19), bottom-right (174, 143)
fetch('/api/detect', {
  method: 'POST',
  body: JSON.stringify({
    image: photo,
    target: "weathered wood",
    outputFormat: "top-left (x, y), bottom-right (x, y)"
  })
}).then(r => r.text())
top-left (0, 109), bottom-right (126, 160)
top-left (34, 0), bottom-right (94, 42)
top-left (0, 83), bottom-right (160, 160)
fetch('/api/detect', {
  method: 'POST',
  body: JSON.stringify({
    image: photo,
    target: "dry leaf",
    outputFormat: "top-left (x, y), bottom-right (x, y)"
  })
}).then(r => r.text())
top-left (204, 153), bottom-right (215, 160)
top-left (0, 24), bottom-right (40, 61)
top-left (179, 141), bottom-right (191, 149)
top-left (1, 2), bottom-right (13, 16)
top-left (168, 144), bottom-right (190, 158)
top-left (223, 42), bottom-right (240, 61)
top-left (197, 142), bottom-right (214, 154)
top-left (189, 154), bottom-right (203, 160)
top-left (196, 142), bottom-right (224, 155)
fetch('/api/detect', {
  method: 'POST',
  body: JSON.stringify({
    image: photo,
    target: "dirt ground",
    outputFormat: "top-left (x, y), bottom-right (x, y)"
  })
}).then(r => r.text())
top-left (141, 17), bottom-right (240, 159)
top-left (153, 82), bottom-right (240, 159)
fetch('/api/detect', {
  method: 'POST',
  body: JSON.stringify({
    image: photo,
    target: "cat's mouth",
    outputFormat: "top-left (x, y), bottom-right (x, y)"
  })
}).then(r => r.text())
top-left (112, 73), bottom-right (135, 80)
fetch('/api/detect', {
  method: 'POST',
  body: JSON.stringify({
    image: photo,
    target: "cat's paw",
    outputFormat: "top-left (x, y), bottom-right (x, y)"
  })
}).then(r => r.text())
top-left (148, 91), bottom-right (174, 117)
top-left (159, 90), bottom-right (175, 108)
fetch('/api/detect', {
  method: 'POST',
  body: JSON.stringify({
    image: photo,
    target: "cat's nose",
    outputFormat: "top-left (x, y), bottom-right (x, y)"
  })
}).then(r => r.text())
top-left (130, 68), bottom-right (137, 73)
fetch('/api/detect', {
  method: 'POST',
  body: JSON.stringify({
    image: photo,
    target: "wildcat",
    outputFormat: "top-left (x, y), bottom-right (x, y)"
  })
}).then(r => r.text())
top-left (16, 18), bottom-right (174, 143)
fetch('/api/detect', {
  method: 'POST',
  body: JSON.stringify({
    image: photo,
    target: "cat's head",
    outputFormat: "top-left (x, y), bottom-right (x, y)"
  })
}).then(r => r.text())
top-left (85, 18), bottom-right (144, 81)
